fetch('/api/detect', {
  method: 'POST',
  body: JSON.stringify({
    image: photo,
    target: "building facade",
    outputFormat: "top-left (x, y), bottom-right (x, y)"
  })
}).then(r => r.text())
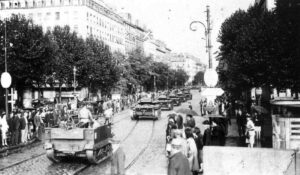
top-left (0, 0), bottom-right (126, 54)
top-left (120, 12), bottom-right (146, 55)
top-left (143, 39), bottom-right (171, 63)
top-left (169, 53), bottom-right (206, 83)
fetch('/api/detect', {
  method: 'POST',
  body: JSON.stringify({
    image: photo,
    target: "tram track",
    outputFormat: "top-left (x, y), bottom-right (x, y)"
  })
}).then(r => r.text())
top-left (125, 120), bottom-right (156, 171)
top-left (72, 120), bottom-right (140, 175)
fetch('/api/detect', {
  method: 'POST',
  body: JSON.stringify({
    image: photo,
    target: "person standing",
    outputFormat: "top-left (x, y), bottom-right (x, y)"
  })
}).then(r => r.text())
top-left (193, 127), bottom-right (204, 173)
top-left (185, 128), bottom-right (200, 175)
top-left (245, 115), bottom-right (256, 148)
top-left (236, 109), bottom-right (245, 137)
top-left (20, 112), bottom-right (27, 143)
top-left (104, 104), bottom-right (114, 125)
top-left (34, 109), bottom-right (44, 141)
top-left (111, 145), bottom-right (126, 175)
top-left (12, 111), bottom-right (21, 145)
top-left (0, 112), bottom-right (9, 147)
top-left (167, 138), bottom-right (192, 175)
top-left (185, 114), bottom-right (195, 128)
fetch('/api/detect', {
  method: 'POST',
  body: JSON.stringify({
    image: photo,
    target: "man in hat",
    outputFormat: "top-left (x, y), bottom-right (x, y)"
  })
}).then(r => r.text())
top-left (168, 138), bottom-right (191, 175)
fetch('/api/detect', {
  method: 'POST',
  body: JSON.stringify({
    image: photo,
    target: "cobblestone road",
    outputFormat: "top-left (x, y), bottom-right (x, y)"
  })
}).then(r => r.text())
top-left (0, 90), bottom-right (242, 175)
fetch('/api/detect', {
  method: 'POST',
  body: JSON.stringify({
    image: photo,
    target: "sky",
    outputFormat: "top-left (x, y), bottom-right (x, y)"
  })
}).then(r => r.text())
top-left (106, 0), bottom-right (255, 67)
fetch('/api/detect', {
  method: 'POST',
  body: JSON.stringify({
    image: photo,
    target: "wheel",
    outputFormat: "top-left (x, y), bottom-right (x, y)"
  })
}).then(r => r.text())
top-left (86, 144), bottom-right (112, 164)
top-left (46, 149), bottom-right (61, 163)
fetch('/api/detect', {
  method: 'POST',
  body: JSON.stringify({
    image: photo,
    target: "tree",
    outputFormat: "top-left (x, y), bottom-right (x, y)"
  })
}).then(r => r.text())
top-left (217, 5), bottom-right (280, 96)
top-left (275, 0), bottom-right (300, 94)
top-left (192, 71), bottom-right (205, 86)
top-left (0, 15), bottom-right (54, 107)
top-left (82, 37), bottom-right (120, 95)
top-left (47, 26), bottom-right (87, 102)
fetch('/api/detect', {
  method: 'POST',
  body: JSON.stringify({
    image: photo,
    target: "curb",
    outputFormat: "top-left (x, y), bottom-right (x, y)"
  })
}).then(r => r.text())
top-left (0, 139), bottom-right (43, 158)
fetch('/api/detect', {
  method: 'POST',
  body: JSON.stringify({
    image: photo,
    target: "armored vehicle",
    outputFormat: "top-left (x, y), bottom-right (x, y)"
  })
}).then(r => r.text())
top-left (156, 95), bottom-right (173, 110)
top-left (131, 98), bottom-right (161, 120)
top-left (44, 124), bottom-right (113, 164)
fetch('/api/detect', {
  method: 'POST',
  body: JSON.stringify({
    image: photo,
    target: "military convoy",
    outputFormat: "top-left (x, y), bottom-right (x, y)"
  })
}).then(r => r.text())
top-left (131, 98), bottom-right (162, 120)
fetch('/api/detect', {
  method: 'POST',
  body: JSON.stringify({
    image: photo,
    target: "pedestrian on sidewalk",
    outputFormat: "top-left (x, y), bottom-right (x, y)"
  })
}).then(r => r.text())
top-left (20, 111), bottom-right (27, 143)
top-left (245, 114), bottom-right (255, 148)
top-left (168, 138), bottom-right (192, 175)
top-left (193, 127), bottom-right (204, 173)
top-left (185, 114), bottom-right (195, 129)
top-left (11, 111), bottom-right (21, 145)
top-left (236, 108), bottom-right (246, 138)
top-left (185, 127), bottom-right (200, 175)
top-left (34, 108), bottom-right (44, 141)
top-left (0, 112), bottom-right (9, 147)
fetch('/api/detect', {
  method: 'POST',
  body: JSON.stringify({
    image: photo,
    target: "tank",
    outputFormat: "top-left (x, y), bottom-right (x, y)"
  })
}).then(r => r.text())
top-left (44, 125), bottom-right (113, 164)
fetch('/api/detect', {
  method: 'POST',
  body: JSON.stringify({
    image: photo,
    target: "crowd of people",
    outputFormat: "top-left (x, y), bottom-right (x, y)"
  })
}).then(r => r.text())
top-left (166, 113), bottom-right (203, 175)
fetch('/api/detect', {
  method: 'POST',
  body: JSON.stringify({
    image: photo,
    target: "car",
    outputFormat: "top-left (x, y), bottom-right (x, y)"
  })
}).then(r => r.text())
top-left (156, 95), bottom-right (173, 110)
top-left (183, 89), bottom-right (192, 100)
top-left (131, 98), bottom-right (161, 120)
top-left (176, 92), bottom-right (187, 102)
top-left (169, 94), bottom-right (181, 106)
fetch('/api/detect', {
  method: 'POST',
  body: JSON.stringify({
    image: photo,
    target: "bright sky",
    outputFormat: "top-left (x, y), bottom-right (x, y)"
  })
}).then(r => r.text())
top-left (106, 0), bottom-right (255, 67)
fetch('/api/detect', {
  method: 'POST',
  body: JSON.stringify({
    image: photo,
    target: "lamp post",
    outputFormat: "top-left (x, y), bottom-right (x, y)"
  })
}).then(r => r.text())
top-left (73, 66), bottom-right (77, 94)
top-left (1, 19), bottom-right (12, 118)
top-left (190, 5), bottom-right (218, 88)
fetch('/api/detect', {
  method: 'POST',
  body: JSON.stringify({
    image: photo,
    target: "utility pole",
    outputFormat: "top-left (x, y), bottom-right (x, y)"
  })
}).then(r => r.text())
top-left (206, 5), bottom-right (212, 69)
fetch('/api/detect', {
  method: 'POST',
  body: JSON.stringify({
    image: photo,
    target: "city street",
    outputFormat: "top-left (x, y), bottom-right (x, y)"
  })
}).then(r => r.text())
top-left (0, 90), bottom-right (243, 175)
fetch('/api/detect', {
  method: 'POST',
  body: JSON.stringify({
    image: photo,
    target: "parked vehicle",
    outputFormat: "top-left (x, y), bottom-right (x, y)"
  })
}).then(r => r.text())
top-left (131, 98), bottom-right (161, 120)
top-left (156, 95), bottom-right (173, 110)
top-left (169, 94), bottom-right (181, 106)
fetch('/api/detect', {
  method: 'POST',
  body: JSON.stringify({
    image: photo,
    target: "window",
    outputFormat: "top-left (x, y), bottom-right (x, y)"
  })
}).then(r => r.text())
top-left (45, 12), bottom-right (51, 21)
top-left (33, 1), bottom-right (36, 7)
top-left (9, 2), bottom-right (12, 8)
top-left (55, 12), bottom-right (60, 20)
top-left (1, 3), bottom-right (4, 9)
top-left (60, 0), bottom-right (63, 5)
top-left (74, 25), bottom-right (78, 33)
top-left (25, 1), bottom-right (28, 7)
top-left (28, 13), bottom-right (33, 19)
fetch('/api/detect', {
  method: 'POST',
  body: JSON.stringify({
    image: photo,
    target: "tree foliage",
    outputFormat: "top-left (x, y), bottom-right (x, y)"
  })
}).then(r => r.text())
top-left (217, 5), bottom-right (281, 94)
top-left (0, 15), bottom-right (54, 105)
top-left (192, 71), bottom-right (205, 86)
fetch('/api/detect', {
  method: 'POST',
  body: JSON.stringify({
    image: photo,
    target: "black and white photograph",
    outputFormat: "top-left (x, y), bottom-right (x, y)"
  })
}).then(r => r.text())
top-left (0, 0), bottom-right (299, 174)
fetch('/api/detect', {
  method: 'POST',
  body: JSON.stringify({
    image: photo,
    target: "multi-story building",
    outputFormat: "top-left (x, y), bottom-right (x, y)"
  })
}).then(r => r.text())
top-left (120, 12), bottom-right (146, 54)
top-left (0, 0), bottom-right (126, 54)
top-left (143, 39), bottom-right (172, 63)
top-left (169, 53), bottom-right (206, 83)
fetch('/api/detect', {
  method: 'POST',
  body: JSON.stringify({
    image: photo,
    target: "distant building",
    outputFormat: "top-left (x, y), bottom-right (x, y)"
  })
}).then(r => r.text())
top-left (143, 39), bottom-right (172, 63)
top-left (169, 53), bottom-right (206, 83)
top-left (255, 0), bottom-right (276, 11)
top-left (0, 0), bottom-right (126, 54)
top-left (120, 12), bottom-right (146, 54)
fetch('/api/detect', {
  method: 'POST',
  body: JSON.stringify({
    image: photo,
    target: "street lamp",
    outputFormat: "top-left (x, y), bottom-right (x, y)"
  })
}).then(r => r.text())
top-left (1, 19), bottom-right (12, 118)
top-left (73, 66), bottom-right (77, 94)
top-left (189, 6), bottom-right (217, 87)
